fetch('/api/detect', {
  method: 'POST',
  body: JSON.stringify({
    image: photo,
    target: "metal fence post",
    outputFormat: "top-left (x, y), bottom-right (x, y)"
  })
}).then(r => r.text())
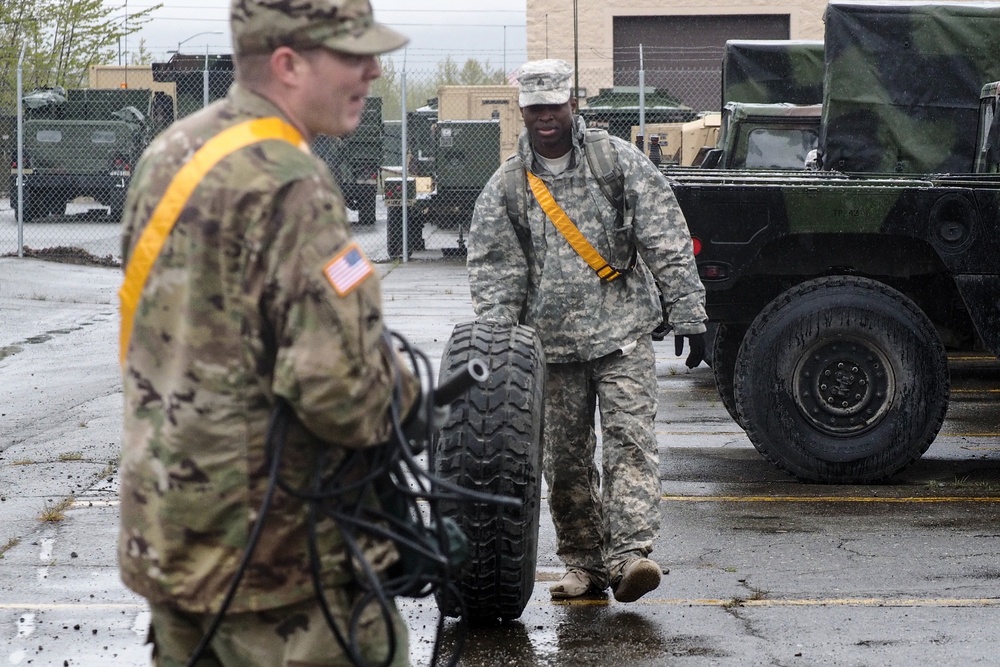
top-left (400, 67), bottom-right (409, 263)
top-left (638, 45), bottom-right (646, 141)
top-left (16, 43), bottom-right (24, 257)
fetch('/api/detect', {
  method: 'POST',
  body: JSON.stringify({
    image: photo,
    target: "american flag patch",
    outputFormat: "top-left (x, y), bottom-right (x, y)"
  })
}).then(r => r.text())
top-left (323, 242), bottom-right (374, 296)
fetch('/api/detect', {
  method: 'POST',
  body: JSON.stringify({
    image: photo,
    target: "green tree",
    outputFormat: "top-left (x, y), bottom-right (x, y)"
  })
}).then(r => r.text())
top-left (0, 0), bottom-right (160, 109)
top-left (458, 59), bottom-right (507, 85)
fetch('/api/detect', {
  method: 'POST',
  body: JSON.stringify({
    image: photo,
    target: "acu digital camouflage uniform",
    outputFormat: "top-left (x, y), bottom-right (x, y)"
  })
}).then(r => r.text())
top-left (118, 1), bottom-right (414, 664)
top-left (468, 106), bottom-right (707, 590)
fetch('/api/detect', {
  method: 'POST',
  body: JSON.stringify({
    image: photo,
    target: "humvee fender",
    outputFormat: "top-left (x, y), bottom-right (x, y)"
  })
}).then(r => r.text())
top-left (734, 276), bottom-right (949, 483)
top-left (432, 321), bottom-right (544, 622)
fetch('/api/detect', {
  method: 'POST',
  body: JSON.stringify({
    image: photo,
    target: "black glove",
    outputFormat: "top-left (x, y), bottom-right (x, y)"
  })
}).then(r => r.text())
top-left (674, 333), bottom-right (706, 369)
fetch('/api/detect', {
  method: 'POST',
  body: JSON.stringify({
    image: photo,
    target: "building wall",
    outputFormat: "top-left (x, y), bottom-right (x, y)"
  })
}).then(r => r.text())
top-left (525, 0), bottom-right (828, 109)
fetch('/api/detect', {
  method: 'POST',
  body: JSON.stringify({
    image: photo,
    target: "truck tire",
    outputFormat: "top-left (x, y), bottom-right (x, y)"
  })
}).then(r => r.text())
top-left (734, 276), bottom-right (948, 484)
top-left (22, 189), bottom-right (47, 221)
top-left (355, 186), bottom-right (377, 226)
top-left (386, 206), bottom-right (404, 259)
top-left (432, 321), bottom-right (545, 622)
top-left (712, 322), bottom-right (747, 428)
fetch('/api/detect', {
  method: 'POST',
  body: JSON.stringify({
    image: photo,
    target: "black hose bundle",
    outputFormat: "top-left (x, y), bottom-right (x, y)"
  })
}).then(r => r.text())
top-left (184, 328), bottom-right (508, 667)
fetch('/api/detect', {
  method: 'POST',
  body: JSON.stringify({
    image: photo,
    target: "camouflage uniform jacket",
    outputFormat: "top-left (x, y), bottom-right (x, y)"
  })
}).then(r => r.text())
top-left (467, 115), bottom-right (707, 363)
top-left (118, 84), bottom-right (417, 613)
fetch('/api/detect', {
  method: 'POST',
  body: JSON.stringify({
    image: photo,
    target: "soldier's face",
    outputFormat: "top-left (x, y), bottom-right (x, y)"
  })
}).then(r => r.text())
top-left (298, 48), bottom-right (382, 137)
top-left (521, 99), bottom-right (577, 159)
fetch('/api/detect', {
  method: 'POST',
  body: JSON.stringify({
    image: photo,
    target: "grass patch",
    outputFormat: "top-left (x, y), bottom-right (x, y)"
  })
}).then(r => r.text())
top-left (10, 458), bottom-right (36, 466)
top-left (38, 496), bottom-right (75, 523)
top-left (58, 452), bottom-right (83, 462)
top-left (0, 537), bottom-right (19, 558)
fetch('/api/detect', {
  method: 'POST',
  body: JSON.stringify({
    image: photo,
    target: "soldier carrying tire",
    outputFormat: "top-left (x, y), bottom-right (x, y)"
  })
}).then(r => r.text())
top-left (464, 58), bottom-right (707, 604)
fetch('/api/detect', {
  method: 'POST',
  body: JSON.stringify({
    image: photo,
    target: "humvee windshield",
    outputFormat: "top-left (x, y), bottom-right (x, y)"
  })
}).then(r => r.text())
top-left (743, 128), bottom-right (818, 169)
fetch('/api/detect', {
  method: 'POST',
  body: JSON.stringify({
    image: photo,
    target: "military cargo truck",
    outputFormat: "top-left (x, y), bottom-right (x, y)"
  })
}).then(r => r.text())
top-left (975, 80), bottom-right (1000, 173)
top-left (665, 0), bottom-right (1000, 484)
top-left (383, 86), bottom-right (514, 259)
top-left (11, 87), bottom-right (154, 221)
top-left (663, 39), bottom-right (824, 170)
top-left (721, 39), bottom-right (824, 108)
top-left (698, 102), bottom-right (822, 170)
top-left (819, 0), bottom-right (1000, 173)
top-left (312, 97), bottom-right (384, 226)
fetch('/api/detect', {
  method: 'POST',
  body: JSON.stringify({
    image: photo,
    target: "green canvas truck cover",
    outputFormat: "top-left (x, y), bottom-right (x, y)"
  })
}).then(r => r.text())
top-left (721, 40), bottom-right (824, 107)
top-left (821, 0), bottom-right (1000, 174)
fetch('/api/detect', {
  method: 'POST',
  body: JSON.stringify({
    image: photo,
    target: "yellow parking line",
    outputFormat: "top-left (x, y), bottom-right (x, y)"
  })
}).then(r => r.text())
top-left (662, 495), bottom-right (1000, 503)
top-left (0, 603), bottom-right (145, 610)
top-left (551, 597), bottom-right (1000, 608)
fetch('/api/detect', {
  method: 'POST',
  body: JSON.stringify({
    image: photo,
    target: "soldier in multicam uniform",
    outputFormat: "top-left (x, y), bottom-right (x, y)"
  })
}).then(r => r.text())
top-left (467, 59), bottom-right (707, 604)
top-left (117, 1), bottom-right (416, 665)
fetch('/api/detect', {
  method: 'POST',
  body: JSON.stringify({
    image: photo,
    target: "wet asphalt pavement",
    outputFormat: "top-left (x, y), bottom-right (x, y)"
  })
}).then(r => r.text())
top-left (2, 257), bottom-right (1000, 666)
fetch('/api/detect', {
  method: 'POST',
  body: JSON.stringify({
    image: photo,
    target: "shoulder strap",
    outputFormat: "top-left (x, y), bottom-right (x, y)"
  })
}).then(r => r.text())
top-left (582, 128), bottom-right (625, 212)
top-left (502, 155), bottom-right (525, 228)
top-left (119, 117), bottom-right (306, 366)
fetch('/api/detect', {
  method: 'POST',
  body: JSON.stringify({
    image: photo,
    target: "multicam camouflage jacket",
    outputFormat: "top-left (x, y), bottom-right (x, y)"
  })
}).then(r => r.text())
top-left (467, 115), bottom-right (706, 363)
top-left (118, 84), bottom-right (418, 613)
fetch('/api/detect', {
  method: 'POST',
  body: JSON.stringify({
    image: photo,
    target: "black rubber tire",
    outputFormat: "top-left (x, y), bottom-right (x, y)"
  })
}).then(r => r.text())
top-left (386, 206), bottom-right (404, 259)
top-left (355, 185), bottom-right (377, 226)
top-left (432, 321), bottom-right (545, 622)
top-left (22, 189), bottom-right (47, 221)
top-left (712, 321), bottom-right (748, 428)
top-left (734, 276), bottom-right (949, 484)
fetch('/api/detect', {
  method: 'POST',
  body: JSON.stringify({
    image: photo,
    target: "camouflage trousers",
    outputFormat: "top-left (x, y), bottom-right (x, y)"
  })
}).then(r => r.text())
top-left (542, 335), bottom-right (661, 585)
top-left (147, 586), bottom-right (410, 667)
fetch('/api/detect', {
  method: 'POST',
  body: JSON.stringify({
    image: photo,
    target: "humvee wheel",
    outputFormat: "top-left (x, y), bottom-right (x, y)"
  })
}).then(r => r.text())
top-left (356, 187), bottom-right (377, 226)
top-left (712, 322), bottom-right (748, 428)
top-left (734, 276), bottom-right (949, 484)
top-left (432, 321), bottom-right (545, 622)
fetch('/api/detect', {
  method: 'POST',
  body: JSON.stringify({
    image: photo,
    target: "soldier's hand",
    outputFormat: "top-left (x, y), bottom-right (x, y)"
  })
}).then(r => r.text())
top-left (674, 333), bottom-right (706, 369)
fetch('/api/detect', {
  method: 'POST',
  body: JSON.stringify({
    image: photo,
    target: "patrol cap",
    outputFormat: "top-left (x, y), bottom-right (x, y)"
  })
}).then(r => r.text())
top-left (517, 59), bottom-right (574, 107)
top-left (231, 0), bottom-right (408, 56)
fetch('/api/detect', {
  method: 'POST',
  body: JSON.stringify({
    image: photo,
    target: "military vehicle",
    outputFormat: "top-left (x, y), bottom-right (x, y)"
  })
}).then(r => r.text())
top-left (667, 39), bottom-right (824, 170)
top-left (10, 87), bottom-right (154, 221)
top-left (697, 102), bottom-right (822, 169)
top-left (721, 39), bottom-right (824, 107)
top-left (580, 86), bottom-right (697, 140)
top-left (665, 0), bottom-right (1000, 484)
top-left (383, 86), bottom-right (515, 259)
top-left (312, 97), bottom-right (384, 226)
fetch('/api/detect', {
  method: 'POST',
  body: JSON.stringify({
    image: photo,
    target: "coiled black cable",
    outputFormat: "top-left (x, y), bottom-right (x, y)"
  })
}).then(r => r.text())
top-left (184, 328), bottom-right (512, 667)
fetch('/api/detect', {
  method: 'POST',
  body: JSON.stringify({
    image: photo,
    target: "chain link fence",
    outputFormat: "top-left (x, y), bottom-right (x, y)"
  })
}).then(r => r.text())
top-left (0, 63), bottom-right (717, 265)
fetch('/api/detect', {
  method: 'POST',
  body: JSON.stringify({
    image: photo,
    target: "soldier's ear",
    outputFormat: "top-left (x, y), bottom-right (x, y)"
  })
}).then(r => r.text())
top-left (270, 46), bottom-right (304, 86)
top-left (570, 97), bottom-right (578, 113)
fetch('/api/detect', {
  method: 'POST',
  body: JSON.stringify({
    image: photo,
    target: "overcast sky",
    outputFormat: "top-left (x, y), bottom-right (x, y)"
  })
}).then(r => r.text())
top-left (112, 1), bottom-right (528, 73)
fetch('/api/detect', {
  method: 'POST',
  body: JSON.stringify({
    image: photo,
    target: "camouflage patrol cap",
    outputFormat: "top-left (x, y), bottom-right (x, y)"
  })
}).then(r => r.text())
top-left (231, 0), bottom-right (408, 56)
top-left (517, 59), bottom-right (573, 107)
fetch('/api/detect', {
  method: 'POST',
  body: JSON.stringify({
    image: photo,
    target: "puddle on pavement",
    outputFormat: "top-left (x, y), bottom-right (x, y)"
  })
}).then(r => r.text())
top-left (1, 325), bottom-right (87, 360)
top-left (0, 345), bottom-right (23, 360)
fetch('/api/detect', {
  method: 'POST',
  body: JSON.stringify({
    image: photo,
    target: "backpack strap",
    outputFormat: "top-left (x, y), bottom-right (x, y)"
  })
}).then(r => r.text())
top-left (502, 154), bottom-right (533, 256)
top-left (582, 128), bottom-right (626, 215)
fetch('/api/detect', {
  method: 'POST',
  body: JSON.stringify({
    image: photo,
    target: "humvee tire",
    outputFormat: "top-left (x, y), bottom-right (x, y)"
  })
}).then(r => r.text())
top-left (432, 321), bottom-right (545, 622)
top-left (712, 322), bottom-right (747, 428)
top-left (355, 186), bottom-right (377, 226)
top-left (734, 276), bottom-right (949, 484)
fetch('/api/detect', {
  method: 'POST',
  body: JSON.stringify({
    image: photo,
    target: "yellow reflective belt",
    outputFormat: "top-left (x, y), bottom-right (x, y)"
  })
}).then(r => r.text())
top-left (525, 170), bottom-right (622, 282)
top-left (118, 117), bottom-right (305, 366)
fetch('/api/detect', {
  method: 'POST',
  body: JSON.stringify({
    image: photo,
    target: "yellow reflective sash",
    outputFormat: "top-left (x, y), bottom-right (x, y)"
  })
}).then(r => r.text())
top-left (526, 170), bottom-right (625, 282)
top-left (118, 117), bottom-right (305, 366)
